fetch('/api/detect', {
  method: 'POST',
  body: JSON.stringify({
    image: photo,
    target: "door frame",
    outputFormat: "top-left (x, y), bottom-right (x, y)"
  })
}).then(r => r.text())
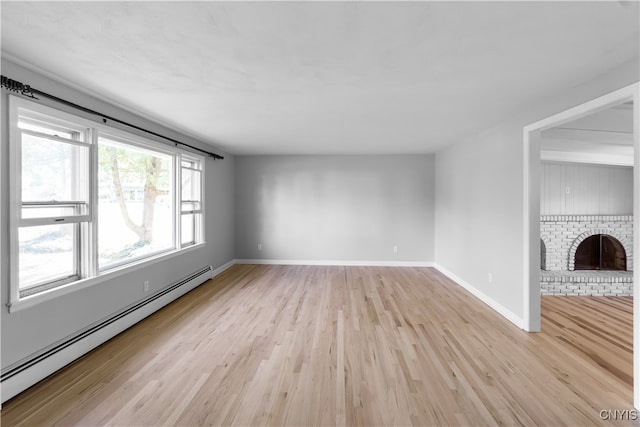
top-left (522, 82), bottom-right (639, 407)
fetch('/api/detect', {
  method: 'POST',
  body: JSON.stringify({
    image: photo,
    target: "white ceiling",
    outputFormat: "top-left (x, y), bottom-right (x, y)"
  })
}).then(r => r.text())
top-left (541, 102), bottom-right (634, 166)
top-left (1, 1), bottom-right (638, 155)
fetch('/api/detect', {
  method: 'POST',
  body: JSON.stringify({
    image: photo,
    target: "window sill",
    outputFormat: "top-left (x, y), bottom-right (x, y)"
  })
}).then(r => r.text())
top-left (7, 242), bottom-right (207, 313)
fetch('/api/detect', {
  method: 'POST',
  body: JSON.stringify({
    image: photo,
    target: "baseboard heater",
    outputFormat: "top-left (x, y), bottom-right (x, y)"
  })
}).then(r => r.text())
top-left (1, 265), bottom-right (214, 404)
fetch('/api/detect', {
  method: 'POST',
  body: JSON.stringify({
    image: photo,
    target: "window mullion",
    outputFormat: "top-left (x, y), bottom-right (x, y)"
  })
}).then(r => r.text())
top-left (176, 155), bottom-right (182, 248)
top-left (198, 158), bottom-right (204, 245)
top-left (22, 201), bottom-right (87, 205)
top-left (181, 165), bottom-right (200, 172)
top-left (9, 97), bottom-right (22, 305)
top-left (74, 222), bottom-right (81, 281)
top-left (19, 216), bottom-right (91, 227)
top-left (73, 133), bottom-right (82, 279)
top-left (88, 127), bottom-right (99, 277)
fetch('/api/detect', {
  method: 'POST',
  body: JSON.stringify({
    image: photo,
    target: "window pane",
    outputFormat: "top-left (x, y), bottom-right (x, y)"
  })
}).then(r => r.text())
top-left (21, 133), bottom-right (88, 202)
top-left (19, 224), bottom-right (76, 289)
top-left (181, 214), bottom-right (195, 246)
top-left (181, 167), bottom-right (201, 202)
top-left (98, 138), bottom-right (174, 268)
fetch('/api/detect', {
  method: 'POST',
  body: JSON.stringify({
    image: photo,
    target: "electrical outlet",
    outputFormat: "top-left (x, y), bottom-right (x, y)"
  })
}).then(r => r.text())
top-left (257, 243), bottom-right (263, 251)
top-left (565, 186), bottom-right (571, 194)
top-left (143, 280), bottom-right (150, 292)
top-left (393, 245), bottom-right (398, 254)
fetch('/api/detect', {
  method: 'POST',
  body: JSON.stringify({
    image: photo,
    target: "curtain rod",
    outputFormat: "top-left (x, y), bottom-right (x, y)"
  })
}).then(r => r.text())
top-left (1, 75), bottom-right (224, 160)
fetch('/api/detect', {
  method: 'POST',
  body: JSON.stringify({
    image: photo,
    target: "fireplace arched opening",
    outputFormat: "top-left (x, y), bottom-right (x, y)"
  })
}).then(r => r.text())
top-left (574, 234), bottom-right (627, 271)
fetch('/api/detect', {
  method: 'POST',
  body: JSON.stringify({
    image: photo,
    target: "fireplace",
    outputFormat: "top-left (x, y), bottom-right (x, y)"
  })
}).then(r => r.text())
top-left (540, 215), bottom-right (633, 296)
top-left (574, 234), bottom-right (627, 271)
top-left (540, 215), bottom-right (633, 271)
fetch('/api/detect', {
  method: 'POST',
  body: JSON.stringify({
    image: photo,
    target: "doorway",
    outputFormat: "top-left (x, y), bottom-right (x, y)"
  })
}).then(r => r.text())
top-left (523, 82), bottom-right (639, 407)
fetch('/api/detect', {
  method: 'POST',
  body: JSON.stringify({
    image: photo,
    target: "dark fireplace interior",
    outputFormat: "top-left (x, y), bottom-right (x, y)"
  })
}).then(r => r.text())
top-left (574, 234), bottom-right (627, 271)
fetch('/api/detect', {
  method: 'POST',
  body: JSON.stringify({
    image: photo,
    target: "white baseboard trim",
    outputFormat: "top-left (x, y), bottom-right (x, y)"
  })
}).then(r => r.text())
top-left (433, 263), bottom-right (525, 330)
top-left (234, 259), bottom-right (435, 267)
top-left (1, 261), bottom-right (234, 404)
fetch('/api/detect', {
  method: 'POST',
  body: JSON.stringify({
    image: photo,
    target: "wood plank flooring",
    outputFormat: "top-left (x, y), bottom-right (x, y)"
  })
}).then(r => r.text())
top-left (1, 265), bottom-right (636, 426)
top-left (541, 295), bottom-right (633, 388)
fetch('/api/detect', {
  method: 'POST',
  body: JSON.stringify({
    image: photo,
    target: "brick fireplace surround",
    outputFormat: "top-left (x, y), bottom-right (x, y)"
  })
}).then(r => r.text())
top-left (540, 215), bottom-right (633, 296)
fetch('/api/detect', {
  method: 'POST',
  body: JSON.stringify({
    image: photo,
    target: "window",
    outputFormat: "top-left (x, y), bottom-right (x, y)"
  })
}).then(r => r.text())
top-left (13, 107), bottom-right (91, 297)
top-left (98, 135), bottom-right (173, 269)
top-left (180, 157), bottom-right (203, 247)
top-left (9, 96), bottom-right (206, 308)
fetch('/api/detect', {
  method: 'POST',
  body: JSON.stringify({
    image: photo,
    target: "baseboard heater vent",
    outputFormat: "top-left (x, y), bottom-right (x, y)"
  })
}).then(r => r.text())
top-left (1, 265), bottom-right (213, 403)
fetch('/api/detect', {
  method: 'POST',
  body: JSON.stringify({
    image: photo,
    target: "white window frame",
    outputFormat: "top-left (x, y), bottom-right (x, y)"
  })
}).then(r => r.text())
top-left (179, 155), bottom-right (204, 248)
top-left (8, 96), bottom-right (206, 312)
top-left (96, 128), bottom-right (178, 272)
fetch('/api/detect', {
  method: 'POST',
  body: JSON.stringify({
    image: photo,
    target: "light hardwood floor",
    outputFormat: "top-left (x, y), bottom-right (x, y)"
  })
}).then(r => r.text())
top-left (1, 265), bottom-right (636, 426)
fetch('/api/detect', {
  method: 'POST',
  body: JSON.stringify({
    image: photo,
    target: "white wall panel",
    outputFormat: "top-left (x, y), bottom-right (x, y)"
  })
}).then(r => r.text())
top-left (540, 162), bottom-right (632, 215)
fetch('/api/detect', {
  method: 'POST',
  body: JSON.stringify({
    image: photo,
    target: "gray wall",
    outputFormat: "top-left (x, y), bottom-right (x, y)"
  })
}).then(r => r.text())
top-left (541, 162), bottom-right (633, 215)
top-left (434, 58), bottom-right (639, 322)
top-left (1, 59), bottom-right (235, 369)
top-left (235, 155), bottom-right (435, 262)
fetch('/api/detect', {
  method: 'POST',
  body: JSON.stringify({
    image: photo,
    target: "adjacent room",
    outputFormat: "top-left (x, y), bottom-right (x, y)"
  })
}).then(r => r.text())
top-left (1, 2), bottom-right (639, 426)
top-left (539, 102), bottom-right (634, 297)
top-left (538, 101), bottom-right (635, 401)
